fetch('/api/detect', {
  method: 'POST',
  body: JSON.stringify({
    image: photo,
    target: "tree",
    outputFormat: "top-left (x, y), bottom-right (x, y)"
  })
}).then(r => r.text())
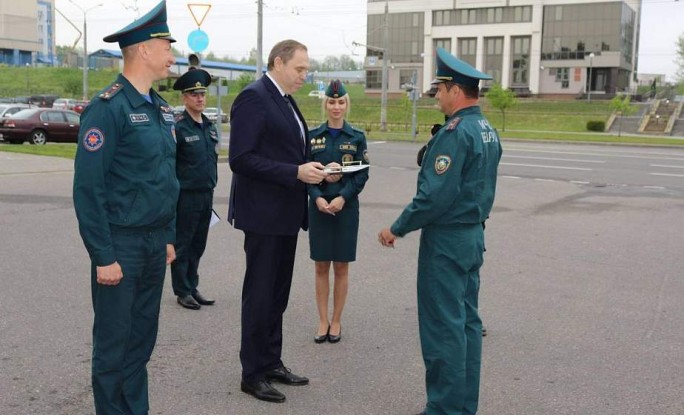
top-left (609, 94), bottom-right (637, 137)
top-left (676, 33), bottom-right (684, 82)
top-left (485, 83), bottom-right (517, 131)
top-left (235, 73), bottom-right (255, 93)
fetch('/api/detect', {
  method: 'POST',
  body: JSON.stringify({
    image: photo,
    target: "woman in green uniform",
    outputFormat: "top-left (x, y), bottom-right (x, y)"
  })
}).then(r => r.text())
top-left (308, 80), bottom-right (369, 343)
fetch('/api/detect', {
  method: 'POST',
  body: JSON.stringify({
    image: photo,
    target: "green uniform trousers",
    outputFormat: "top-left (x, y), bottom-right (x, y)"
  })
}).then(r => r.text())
top-left (91, 228), bottom-right (167, 415)
top-left (418, 223), bottom-right (484, 415)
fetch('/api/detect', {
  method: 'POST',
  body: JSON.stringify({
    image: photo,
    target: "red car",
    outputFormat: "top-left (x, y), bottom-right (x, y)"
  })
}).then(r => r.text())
top-left (73, 100), bottom-right (90, 114)
top-left (0, 108), bottom-right (80, 145)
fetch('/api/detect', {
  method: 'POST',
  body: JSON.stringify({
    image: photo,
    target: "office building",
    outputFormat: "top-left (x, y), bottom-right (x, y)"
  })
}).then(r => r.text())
top-left (0, 0), bottom-right (55, 66)
top-left (365, 0), bottom-right (641, 98)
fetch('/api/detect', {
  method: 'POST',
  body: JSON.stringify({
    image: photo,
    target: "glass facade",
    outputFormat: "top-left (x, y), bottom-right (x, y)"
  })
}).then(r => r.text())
top-left (511, 36), bottom-right (531, 86)
top-left (366, 70), bottom-right (382, 89)
top-left (366, 12), bottom-right (424, 63)
top-left (541, 2), bottom-right (635, 62)
top-left (483, 37), bottom-right (503, 84)
top-left (457, 38), bottom-right (477, 67)
top-left (433, 6), bottom-right (532, 26)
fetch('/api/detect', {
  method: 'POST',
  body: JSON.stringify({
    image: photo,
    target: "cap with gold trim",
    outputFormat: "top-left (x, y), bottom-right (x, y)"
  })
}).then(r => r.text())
top-left (103, 0), bottom-right (175, 48)
top-left (431, 47), bottom-right (491, 88)
top-left (173, 68), bottom-right (212, 93)
top-left (325, 80), bottom-right (347, 98)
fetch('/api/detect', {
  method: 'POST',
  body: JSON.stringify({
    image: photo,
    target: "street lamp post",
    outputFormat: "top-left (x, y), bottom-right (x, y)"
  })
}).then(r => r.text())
top-left (26, 63), bottom-right (30, 95)
top-left (68, 1), bottom-right (102, 100)
top-left (587, 52), bottom-right (595, 103)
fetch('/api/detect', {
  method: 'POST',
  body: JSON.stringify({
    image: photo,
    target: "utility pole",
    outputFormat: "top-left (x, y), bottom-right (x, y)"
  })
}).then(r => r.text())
top-left (256, 0), bottom-right (263, 79)
top-left (68, 1), bottom-right (102, 100)
top-left (380, 0), bottom-right (389, 131)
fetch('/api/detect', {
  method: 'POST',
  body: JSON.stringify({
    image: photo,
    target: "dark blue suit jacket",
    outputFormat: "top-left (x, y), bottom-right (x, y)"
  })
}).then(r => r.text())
top-left (228, 75), bottom-right (310, 235)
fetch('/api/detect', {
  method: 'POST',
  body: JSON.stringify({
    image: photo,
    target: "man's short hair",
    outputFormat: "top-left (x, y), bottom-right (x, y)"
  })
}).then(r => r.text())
top-left (445, 81), bottom-right (479, 99)
top-left (267, 39), bottom-right (307, 71)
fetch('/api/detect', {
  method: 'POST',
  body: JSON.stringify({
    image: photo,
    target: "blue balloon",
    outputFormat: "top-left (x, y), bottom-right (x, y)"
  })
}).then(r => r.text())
top-left (188, 29), bottom-right (209, 53)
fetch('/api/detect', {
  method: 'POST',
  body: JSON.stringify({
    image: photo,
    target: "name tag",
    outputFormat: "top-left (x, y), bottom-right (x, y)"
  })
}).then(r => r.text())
top-left (129, 113), bottom-right (149, 123)
top-left (339, 144), bottom-right (357, 152)
top-left (184, 135), bottom-right (200, 143)
top-left (162, 113), bottom-right (175, 122)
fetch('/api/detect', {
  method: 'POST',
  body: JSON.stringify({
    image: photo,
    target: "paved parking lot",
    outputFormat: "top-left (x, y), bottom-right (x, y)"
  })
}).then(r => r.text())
top-left (0, 144), bottom-right (683, 415)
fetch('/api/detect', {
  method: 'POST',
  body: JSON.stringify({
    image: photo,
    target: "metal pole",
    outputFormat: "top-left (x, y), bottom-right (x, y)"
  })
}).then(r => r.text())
top-left (587, 53), bottom-right (594, 103)
top-left (216, 76), bottom-right (222, 140)
top-left (256, 0), bottom-right (263, 79)
top-left (411, 71), bottom-right (417, 141)
top-left (380, 0), bottom-right (389, 131)
top-left (83, 14), bottom-right (88, 100)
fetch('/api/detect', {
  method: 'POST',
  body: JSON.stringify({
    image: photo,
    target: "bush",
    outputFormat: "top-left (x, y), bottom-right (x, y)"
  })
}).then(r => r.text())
top-left (586, 120), bottom-right (605, 131)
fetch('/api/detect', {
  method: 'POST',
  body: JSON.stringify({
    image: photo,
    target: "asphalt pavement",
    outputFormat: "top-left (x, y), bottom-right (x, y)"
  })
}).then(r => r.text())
top-left (0, 143), bottom-right (683, 415)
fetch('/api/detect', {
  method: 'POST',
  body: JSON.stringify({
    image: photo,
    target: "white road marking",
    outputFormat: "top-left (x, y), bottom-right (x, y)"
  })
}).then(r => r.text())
top-left (650, 164), bottom-right (684, 169)
top-left (501, 175), bottom-right (520, 179)
top-left (650, 172), bottom-right (684, 178)
top-left (505, 147), bottom-right (684, 162)
top-left (570, 181), bottom-right (590, 184)
top-left (501, 162), bottom-right (592, 171)
top-left (503, 155), bottom-right (605, 163)
top-left (644, 186), bottom-right (666, 189)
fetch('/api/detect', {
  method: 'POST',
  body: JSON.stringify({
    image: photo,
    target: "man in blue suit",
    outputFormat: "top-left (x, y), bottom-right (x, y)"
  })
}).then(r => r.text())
top-left (228, 39), bottom-right (327, 403)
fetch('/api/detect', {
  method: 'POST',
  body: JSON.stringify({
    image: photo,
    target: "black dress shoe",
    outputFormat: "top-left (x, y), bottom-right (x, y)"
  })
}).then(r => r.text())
top-left (482, 326), bottom-right (487, 337)
top-left (264, 366), bottom-right (309, 386)
top-left (192, 291), bottom-right (215, 305)
top-left (328, 325), bottom-right (341, 343)
top-left (314, 325), bottom-right (329, 344)
top-left (240, 380), bottom-right (286, 403)
top-left (177, 294), bottom-right (201, 310)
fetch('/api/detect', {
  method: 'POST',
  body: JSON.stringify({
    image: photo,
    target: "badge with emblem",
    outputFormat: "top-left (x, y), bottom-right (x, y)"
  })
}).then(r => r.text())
top-left (434, 155), bottom-right (451, 174)
top-left (83, 128), bottom-right (104, 152)
top-left (342, 153), bottom-right (354, 164)
top-left (171, 125), bottom-right (176, 143)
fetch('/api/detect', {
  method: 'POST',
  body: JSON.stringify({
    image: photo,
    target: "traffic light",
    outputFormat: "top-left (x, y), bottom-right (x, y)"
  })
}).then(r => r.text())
top-left (188, 53), bottom-right (201, 69)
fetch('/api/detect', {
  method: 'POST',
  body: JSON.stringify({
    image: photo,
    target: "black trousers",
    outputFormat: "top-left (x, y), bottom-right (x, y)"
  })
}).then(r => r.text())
top-left (240, 232), bottom-right (298, 382)
top-left (171, 189), bottom-right (213, 296)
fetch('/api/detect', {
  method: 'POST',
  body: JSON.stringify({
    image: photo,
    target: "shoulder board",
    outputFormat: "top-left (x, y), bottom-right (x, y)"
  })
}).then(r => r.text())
top-left (308, 124), bottom-right (325, 135)
top-left (99, 83), bottom-right (123, 100)
top-left (351, 125), bottom-right (366, 135)
top-left (446, 117), bottom-right (461, 131)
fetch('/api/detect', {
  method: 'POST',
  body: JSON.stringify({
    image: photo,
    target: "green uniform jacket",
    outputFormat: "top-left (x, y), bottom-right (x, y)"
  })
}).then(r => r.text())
top-left (73, 74), bottom-right (180, 266)
top-left (175, 110), bottom-right (219, 190)
top-left (307, 121), bottom-right (369, 201)
top-left (391, 105), bottom-right (502, 236)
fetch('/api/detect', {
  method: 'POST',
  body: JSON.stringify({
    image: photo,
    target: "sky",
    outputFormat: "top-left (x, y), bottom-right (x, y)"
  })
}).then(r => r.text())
top-left (54, 0), bottom-right (683, 81)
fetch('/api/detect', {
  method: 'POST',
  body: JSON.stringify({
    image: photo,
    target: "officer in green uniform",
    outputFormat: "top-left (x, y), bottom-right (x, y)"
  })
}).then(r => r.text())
top-left (307, 80), bottom-right (369, 343)
top-left (72, 2), bottom-right (178, 414)
top-left (171, 68), bottom-right (219, 310)
top-left (378, 47), bottom-right (502, 415)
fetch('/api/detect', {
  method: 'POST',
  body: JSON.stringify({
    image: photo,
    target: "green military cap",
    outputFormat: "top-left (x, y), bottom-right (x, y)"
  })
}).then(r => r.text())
top-left (431, 47), bottom-right (492, 88)
top-left (103, 0), bottom-right (175, 48)
top-left (325, 80), bottom-right (347, 98)
top-left (173, 68), bottom-right (212, 93)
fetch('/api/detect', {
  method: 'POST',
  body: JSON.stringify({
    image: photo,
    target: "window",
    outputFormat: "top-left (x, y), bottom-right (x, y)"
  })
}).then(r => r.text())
top-left (366, 70), bottom-right (382, 89)
top-left (511, 36), bottom-right (530, 86)
top-left (66, 113), bottom-right (80, 123)
top-left (484, 37), bottom-right (503, 84)
top-left (555, 68), bottom-right (570, 88)
top-left (400, 70), bottom-right (415, 87)
top-left (458, 38), bottom-right (477, 68)
top-left (43, 111), bottom-right (65, 122)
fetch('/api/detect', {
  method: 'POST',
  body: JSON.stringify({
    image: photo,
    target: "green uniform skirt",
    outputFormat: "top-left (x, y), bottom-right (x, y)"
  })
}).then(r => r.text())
top-left (308, 196), bottom-right (359, 262)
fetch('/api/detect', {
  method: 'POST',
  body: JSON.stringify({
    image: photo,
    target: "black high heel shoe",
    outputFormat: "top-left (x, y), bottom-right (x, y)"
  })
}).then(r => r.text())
top-left (314, 325), bottom-right (329, 344)
top-left (328, 325), bottom-right (341, 343)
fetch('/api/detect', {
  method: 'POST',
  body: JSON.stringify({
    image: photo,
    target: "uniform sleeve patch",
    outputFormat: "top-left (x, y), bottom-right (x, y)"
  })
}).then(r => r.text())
top-left (83, 128), bottom-right (105, 152)
top-left (434, 155), bottom-right (451, 175)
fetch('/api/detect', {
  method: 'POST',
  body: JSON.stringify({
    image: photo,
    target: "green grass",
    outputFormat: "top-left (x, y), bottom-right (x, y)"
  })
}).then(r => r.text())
top-left (0, 143), bottom-right (78, 158)
top-left (2, 67), bottom-right (682, 161)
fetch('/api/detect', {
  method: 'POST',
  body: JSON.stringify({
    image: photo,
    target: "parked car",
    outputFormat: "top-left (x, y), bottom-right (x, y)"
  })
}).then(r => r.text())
top-left (30, 95), bottom-right (59, 108)
top-left (0, 103), bottom-right (31, 118)
top-left (52, 98), bottom-right (78, 110)
top-left (172, 105), bottom-right (185, 118)
top-left (203, 107), bottom-right (228, 123)
top-left (72, 100), bottom-right (90, 114)
top-left (308, 90), bottom-right (324, 98)
top-left (0, 108), bottom-right (80, 145)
